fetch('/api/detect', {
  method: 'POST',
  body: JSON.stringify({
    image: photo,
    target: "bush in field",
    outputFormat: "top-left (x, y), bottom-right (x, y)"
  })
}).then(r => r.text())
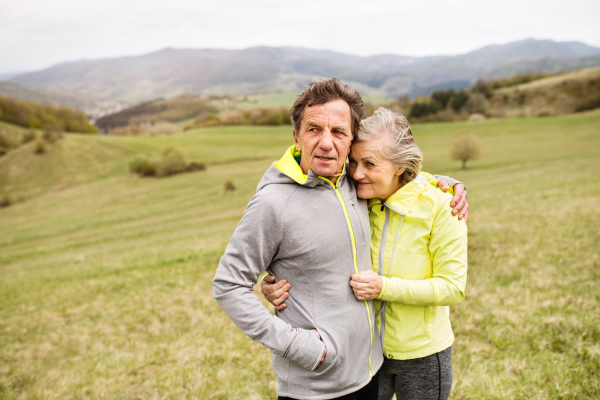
top-left (0, 194), bottom-right (10, 208)
top-left (130, 148), bottom-right (204, 177)
top-left (155, 148), bottom-right (188, 177)
top-left (224, 180), bottom-right (236, 192)
top-left (129, 156), bottom-right (154, 176)
top-left (22, 129), bottom-right (36, 144)
top-left (187, 161), bottom-right (206, 171)
top-left (0, 129), bottom-right (14, 154)
top-left (34, 139), bottom-right (46, 154)
top-left (451, 132), bottom-right (483, 169)
top-left (43, 125), bottom-right (63, 143)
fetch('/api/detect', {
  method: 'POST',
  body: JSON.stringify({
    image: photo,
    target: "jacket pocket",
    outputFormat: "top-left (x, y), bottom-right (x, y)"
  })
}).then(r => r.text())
top-left (351, 203), bottom-right (366, 243)
top-left (272, 353), bottom-right (290, 381)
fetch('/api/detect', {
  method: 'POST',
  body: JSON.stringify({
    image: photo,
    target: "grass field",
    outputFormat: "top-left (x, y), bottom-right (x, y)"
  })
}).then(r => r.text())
top-left (1, 114), bottom-right (599, 399)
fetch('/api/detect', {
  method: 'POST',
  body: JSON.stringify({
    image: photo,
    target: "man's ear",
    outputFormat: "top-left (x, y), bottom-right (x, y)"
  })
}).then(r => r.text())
top-left (293, 130), bottom-right (301, 151)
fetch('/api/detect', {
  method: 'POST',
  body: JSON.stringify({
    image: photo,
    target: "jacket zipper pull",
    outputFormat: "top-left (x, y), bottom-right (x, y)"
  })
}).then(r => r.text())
top-left (381, 204), bottom-right (384, 211)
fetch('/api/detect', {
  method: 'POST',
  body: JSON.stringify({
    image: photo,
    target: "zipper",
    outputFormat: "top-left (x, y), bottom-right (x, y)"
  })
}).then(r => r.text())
top-left (377, 206), bottom-right (390, 352)
top-left (320, 177), bottom-right (374, 377)
top-left (375, 204), bottom-right (406, 359)
top-left (351, 203), bottom-right (366, 243)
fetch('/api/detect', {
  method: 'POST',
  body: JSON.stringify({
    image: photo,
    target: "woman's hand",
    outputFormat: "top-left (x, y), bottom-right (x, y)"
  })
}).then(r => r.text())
top-left (261, 274), bottom-right (291, 310)
top-left (350, 270), bottom-right (383, 301)
top-left (437, 179), bottom-right (468, 221)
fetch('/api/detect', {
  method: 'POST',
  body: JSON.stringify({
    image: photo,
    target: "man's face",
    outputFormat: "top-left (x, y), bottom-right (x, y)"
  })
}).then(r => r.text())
top-left (294, 99), bottom-right (353, 182)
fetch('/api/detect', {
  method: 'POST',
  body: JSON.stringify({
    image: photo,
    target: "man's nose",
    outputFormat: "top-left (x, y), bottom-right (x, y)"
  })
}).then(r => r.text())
top-left (319, 129), bottom-right (334, 150)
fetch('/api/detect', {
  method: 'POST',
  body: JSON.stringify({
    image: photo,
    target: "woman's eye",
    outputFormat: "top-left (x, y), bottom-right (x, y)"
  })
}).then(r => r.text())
top-left (348, 159), bottom-right (356, 165)
top-left (366, 162), bottom-right (375, 167)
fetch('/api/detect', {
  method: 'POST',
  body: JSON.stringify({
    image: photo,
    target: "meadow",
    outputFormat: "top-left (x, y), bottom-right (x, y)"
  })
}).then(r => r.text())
top-left (1, 113), bottom-right (599, 399)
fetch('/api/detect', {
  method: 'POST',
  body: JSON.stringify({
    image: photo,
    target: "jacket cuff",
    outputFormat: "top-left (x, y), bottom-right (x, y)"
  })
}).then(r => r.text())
top-left (285, 328), bottom-right (327, 371)
top-left (376, 277), bottom-right (388, 300)
top-left (311, 343), bottom-right (327, 371)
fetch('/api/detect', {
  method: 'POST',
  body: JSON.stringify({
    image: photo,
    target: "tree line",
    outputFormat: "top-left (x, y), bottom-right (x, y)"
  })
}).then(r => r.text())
top-left (0, 96), bottom-right (96, 133)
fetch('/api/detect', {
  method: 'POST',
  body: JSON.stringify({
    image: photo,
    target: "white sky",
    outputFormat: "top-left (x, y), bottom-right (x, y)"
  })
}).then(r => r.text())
top-left (0, 0), bottom-right (599, 74)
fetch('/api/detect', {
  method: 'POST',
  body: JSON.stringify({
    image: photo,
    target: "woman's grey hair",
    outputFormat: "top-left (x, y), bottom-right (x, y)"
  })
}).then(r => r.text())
top-left (356, 107), bottom-right (423, 183)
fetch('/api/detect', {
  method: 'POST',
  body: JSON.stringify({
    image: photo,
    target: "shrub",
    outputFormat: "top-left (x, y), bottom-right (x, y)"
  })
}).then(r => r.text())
top-left (43, 126), bottom-right (63, 143)
top-left (451, 132), bottom-right (483, 169)
top-left (0, 194), bottom-right (10, 208)
top-left (187, 161), bottom-right (206, 171)
top-left (155, 148), bottom-right (187, 177)
top-left (0, 129), bottom-right (14, 149)
top-left (22, 129), bottom-right (36, 144)
top-left (0, 147), bottom-right (7, 156)
top-left (224, 181), bottom-right (236, 192)
top-left (129, 156), bottom-right (151, 175)
top-left (34, 139), bottom-right (46, 154)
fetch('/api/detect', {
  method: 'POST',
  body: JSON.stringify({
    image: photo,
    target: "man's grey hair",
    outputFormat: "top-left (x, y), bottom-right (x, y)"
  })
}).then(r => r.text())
top-left (356, 107), bottom-right (423, 183)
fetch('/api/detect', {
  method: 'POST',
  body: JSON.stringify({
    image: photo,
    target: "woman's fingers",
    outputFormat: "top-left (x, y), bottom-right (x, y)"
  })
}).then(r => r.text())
top-left (271, 290), bottom-right (289, 306)
top-left (261, 275), bottom-right (291, 304)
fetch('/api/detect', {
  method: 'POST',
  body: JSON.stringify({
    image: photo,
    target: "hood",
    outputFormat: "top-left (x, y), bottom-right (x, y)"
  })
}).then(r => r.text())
top-left (257, 145), bottom-right (345, 191)
top-left (368, 175), bottom-right (430, 216)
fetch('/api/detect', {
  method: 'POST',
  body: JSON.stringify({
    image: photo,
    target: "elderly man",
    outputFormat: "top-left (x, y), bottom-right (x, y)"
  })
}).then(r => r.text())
top-left (212, 78), bottom-right (466, 400)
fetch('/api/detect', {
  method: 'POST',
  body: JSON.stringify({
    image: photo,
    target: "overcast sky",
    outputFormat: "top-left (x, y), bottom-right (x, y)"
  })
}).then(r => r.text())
top-left (1, 0), bottom-right (599, 74)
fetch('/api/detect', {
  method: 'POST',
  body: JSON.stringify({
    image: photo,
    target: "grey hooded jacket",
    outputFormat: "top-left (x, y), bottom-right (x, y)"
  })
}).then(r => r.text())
top-left (213, 146), bottom-right (384, 399)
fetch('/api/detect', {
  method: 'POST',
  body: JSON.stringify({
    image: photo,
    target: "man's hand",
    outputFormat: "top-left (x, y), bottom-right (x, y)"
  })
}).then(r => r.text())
top-left (437, 179), bottom-right (468, 221)
top-left (350, 270), bottom-right (383, 301)
top-left (261, 274), bottom-right (290, 311)
top-left (311, 329), bottom-right (326, 370)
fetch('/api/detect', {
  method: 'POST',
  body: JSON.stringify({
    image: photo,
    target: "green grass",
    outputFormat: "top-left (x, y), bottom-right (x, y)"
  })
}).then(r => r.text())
top-left (1, 114), bottom-right (599, 399)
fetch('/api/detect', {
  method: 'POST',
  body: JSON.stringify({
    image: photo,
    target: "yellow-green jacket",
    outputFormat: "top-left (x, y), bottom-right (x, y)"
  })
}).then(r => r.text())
top-left (370, 174), bottom-right (468, 360)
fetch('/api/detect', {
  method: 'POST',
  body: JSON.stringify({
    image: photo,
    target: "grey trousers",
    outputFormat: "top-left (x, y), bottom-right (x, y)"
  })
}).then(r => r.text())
top-left (378, 346), bottom-right (452, 400)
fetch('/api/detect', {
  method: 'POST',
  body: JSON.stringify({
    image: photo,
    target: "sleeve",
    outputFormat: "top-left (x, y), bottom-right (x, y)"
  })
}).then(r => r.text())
top-left (422, 171), bottom-right (464, 196)
top-left (378, 194), bottom-right (468, 306)
top-left (212, 190), bottom-right (326, 371)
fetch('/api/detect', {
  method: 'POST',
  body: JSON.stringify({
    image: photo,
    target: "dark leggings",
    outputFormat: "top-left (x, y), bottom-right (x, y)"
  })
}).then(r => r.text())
top-left (378, 346), bottom-right (452, 400)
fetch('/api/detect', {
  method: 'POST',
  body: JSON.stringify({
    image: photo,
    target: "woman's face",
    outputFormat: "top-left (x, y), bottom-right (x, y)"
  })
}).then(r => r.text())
top-left (348, 135), bottom-right (405, 201)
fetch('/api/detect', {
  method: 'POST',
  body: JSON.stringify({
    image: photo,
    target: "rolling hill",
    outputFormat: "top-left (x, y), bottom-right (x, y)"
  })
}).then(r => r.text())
top-left (487, 66), bottom-right (600, 118)
top-left (8, 39), bottom-right (600, 102)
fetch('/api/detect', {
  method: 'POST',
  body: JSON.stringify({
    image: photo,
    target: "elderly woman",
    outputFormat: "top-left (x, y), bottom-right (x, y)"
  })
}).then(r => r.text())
top-left (264, 107), bottom-right (467, 400)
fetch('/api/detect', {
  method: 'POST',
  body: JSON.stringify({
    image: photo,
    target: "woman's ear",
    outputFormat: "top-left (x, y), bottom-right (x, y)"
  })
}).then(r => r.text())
top-left (395, 166), bottom-right (406, 177)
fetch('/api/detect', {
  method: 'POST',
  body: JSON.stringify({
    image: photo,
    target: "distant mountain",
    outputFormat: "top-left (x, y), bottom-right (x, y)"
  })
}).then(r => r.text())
top-left (9, 39), bottom-right (600, 102)
top-left (0, 72), bottom-right (26, 81)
